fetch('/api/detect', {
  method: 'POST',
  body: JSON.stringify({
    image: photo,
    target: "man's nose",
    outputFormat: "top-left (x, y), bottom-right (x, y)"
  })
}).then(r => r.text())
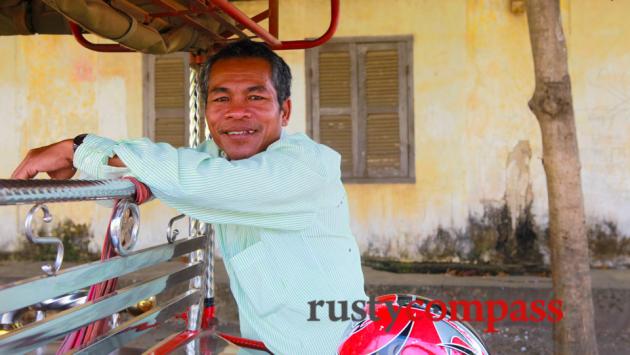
top-left (225, 99), bottom-right (250, 120)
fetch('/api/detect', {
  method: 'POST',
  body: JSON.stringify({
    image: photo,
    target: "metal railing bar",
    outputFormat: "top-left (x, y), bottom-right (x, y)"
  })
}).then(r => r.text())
top-left (148, 0), bottom-right (227, 42)
top-left (273, 0), bottom-right (339, 50)
top-left (220, 8), bottom-right (269, 38)
top-left (209, 14), bottom-right (249, 40)
top-left (0, 179), bottom-right (137, 205)
top-left (0, 263), bottom-right (203, 354)
top-left (72, 290), bottom-right (200, 355)
top-left (69, 22), bottom-right (135, 53)
top-left (0, 236), bottom-right (207, 314)
top-left (268, 0), bottom-right (278, 38)
top-left (209, 0), bottom-right (281, 46)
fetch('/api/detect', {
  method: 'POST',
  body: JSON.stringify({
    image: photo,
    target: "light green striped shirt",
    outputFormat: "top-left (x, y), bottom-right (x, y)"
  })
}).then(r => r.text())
top-left (74, 132), bottom-right (367, 354)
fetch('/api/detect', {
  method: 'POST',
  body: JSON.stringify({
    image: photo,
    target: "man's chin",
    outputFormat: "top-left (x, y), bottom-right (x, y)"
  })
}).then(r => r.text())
top-left (223, 148), bottom-right (258, 160)
top-left (217, 138), bottom-right (259, 160)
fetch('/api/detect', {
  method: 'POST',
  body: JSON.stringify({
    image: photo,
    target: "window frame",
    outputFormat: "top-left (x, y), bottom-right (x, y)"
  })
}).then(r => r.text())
top-left (306, 35), bottom-right (415, 184)
top-left (142, 53), bottom-right (191, 146)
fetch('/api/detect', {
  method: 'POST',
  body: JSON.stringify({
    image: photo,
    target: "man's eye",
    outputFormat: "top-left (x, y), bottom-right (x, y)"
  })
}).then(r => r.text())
top-left (249, 95), bottom-right (265, 101)
top-left (213, 97), bottom-right (229, 103)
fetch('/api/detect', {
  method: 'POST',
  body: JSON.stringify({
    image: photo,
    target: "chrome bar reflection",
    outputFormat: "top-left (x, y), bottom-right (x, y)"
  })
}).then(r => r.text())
top-left (0, 236), bottom-right (207, 314)
top-left (0, 179), bottom-right (136, 205)
top-left (186, 337), bottom-right (201, 355)
top-left (0, 263), bottom-right (203, 354)
top-left (73, 290), bottom-right (200, 354)
top-left (167, 214), bottom-right (186, 243)
top-left (187, 219), bottom-right (204, 332)
top-left (205, 225), bottom-right (215, 302)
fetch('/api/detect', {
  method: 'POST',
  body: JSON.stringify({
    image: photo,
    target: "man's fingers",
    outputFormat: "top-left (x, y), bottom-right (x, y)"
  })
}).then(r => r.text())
top-left (11, 161), bottom-right (30, 179)
top-left (10, 156), bottom-right (29, 179)
top-left (10, 140), bottom-right (75, 180)
top-left (11, 149), bottom-right (39, 179)
top-left (11, 166), bottom-right (37, 180)
top-left (12, 164), bottom-right (74, 180)
top-left (48, 167), bottom-right (76, 180)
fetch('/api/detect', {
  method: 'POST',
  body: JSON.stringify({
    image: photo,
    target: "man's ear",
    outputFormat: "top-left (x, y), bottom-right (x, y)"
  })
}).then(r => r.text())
top-left (280, 99), bottom-right (291, 127)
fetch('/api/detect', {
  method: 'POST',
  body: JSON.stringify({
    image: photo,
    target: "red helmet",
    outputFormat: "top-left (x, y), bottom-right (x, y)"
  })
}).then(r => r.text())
top-left (338, 294), bottom-right (490, 355)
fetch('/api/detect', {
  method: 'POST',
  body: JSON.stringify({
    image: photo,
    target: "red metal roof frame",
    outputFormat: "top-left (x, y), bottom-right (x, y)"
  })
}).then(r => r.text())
top-left (68, 0), bottom-right (340, 53)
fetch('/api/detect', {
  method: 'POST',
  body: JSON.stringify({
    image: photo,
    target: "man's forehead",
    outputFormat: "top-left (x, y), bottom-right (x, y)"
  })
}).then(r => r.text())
top-left (209, 57), bottom-right (272, 82)
top-left (210, 85), bottom-right (266, 94)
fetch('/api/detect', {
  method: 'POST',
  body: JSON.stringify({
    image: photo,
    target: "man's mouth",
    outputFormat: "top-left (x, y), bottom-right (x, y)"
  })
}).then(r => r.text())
top-left (224, 130), bottom-right (257, 136)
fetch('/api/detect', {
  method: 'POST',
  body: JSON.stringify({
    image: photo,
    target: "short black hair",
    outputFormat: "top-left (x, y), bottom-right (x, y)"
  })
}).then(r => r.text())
top-left (200, 40), bottom-right (292, 107)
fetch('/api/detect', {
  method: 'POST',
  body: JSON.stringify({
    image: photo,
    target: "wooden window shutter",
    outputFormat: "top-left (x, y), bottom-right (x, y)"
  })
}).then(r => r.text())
top-left (307, 37), bottom-right (414, 183)
top-left (309, 43), bottom-right (357, 177)
top-left (358, 42), bottom-right (409, 178)
top-left (151, 54), bottom-right (189, 147)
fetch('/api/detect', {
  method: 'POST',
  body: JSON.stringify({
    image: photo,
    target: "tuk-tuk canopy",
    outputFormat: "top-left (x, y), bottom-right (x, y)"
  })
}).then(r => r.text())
top-left (0, 0), bottom-right (338, 55)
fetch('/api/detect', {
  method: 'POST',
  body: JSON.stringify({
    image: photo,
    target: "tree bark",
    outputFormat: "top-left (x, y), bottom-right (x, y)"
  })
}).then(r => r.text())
top-left (525, 1), bottom-right (598, 354)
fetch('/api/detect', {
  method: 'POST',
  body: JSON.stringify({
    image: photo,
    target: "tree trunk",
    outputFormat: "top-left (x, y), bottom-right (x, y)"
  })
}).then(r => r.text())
top-left (525, 1), bottom-right (598, 354)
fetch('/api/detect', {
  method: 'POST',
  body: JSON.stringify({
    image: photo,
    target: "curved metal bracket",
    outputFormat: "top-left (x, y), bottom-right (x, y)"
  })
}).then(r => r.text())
top-left (68, 22), bottom-right (134, 53)
top-left (167, 214), bottom-right (186, 244)
top-left (24, 204), bottom-right (64, 276)
top-left (109, 200), bottom-right (140, 256)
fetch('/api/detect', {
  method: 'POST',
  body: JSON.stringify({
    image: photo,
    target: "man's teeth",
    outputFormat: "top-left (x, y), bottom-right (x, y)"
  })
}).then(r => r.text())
top-left (227, 130), bottom-right (255, 135)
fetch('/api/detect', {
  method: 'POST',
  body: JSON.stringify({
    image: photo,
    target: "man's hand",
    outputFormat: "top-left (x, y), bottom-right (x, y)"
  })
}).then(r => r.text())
top-left (11, 139), bottom-right (76, 180)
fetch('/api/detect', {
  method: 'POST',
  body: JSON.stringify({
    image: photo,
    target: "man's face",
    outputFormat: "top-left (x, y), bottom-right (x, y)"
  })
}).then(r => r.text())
top-left (205, 57), bottom-right (291, 160)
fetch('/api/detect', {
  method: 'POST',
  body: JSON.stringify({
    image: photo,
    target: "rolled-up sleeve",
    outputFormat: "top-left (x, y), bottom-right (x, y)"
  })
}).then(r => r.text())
top-left (73, 135), bottom-right (121, 178)
top-left (73, 134), bottom-right (333, 230)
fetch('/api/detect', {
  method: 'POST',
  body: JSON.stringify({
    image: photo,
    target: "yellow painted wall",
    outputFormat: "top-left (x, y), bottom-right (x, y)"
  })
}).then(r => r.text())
top-left (1, 1), bottom-right (630, 260)
top-left (234, 0), bottom-right (630, 259)
top-left (0, 34), bottom-right (180, 251)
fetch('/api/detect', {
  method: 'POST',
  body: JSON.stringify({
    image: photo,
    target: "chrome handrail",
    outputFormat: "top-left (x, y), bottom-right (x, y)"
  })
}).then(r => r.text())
top-left (0, 179), bottom-right (136, 205)
top-left (0, 178), bottom-right (212, 353)
top-left (0, 179), bottom-right (142, 273)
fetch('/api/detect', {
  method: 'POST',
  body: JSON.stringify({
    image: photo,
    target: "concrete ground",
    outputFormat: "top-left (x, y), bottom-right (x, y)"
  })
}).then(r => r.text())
top-left (362, 267), bottom-right (630, 354)
top-left (1, 260), bottom-right (629, 354)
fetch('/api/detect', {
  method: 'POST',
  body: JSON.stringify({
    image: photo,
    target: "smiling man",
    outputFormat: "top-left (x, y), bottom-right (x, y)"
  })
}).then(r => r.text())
top-left (11, 40), bottom-right (367, 354)
top-left (206, 55), bottom-right (289, 160)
